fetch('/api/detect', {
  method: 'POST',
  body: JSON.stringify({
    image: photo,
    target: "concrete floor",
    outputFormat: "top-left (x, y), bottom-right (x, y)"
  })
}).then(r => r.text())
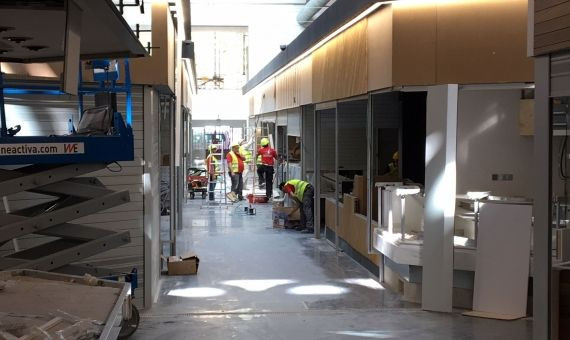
top-left (134, 200), bottom-right (532, 340)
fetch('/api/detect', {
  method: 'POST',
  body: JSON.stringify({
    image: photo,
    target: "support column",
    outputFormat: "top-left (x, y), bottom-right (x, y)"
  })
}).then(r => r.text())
top-left (314, 109), bottom-right (321, 239)
top-left (533, 55), bottom-right (551, 340)
top-left (421, 84), bottom-right (458, 313)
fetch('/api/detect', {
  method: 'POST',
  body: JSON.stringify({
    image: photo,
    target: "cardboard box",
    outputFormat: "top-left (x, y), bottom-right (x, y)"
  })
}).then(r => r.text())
top-left (272, 205), bottom-right (301, 228)
top-left (163, 252), bottom-right (199, 275)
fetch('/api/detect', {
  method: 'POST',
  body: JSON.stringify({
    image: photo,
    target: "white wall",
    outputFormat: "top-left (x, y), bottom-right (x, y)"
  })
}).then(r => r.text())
top-left (456, 90), bottom-right (534, 197)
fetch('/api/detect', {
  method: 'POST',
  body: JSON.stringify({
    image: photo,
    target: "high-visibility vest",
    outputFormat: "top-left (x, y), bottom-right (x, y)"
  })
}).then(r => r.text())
top-left (228, 151), bottom-right (241, 173)
top-left (239, 146), bottom-right (252, 163)
top-left (205, 155), bottom-right (220, 174)
top-left (286, 179), bottom-right (309, 201)
top-left (256, 154), bottom-right (263, 165)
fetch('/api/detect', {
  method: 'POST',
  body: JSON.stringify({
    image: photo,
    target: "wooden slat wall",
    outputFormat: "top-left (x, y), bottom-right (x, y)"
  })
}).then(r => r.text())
top-left (0, 87), bottom-right (147, 307)
top-left (535, 0), bottom-right (570, 55)
top-left (298, 56), bottom-right (313, 106)
top-left (274, 56), bottom-right (313, 111)
top-left (275, 65), bottom-right (297, 110)
top-left (368, 6), bottom-right (394, 91)
top-left (258, 78), bottom-right (276, 114)
top-left (250, 0), bottom-right (533, 105)
top-left (391, 2), bottom-right (437, 86)
top-left (312, 19), bottom-right (368, 103)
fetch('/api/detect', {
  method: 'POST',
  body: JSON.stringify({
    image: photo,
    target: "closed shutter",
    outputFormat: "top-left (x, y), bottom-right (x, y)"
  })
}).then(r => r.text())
top-left (277, 110), bottom-right (287, 126)
top-left (551, 53), bottom-right (570, 98)
top-left (287, 108), bottom-right (301, 137)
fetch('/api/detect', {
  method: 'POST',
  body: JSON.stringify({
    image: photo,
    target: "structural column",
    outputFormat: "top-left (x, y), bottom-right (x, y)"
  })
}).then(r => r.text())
top-left (421, 84), bottom-right (458, 312)
top-left (533, 55), bottom-right (551, 340)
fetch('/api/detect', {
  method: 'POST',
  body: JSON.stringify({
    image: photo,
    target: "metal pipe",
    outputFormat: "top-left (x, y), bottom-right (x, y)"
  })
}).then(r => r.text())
top-left (0, 64), bottom-right (7, 137)
top-left (366, 93), bottom-right (373, 253)
top-left (400, 196), bottom-right (406, 241)
top-left (314, 109), bottom-right (321, 239)
top-left (334, 105), bottom-right (339, 250)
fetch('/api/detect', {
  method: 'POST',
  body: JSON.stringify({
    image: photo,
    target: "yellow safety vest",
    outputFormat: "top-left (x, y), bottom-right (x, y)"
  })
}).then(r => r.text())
top-left (256, 154), bottom-right (262, 165)
top-left (205, 155), bottom-right (220, 174)
top-left (239, 146), bottom-right (252, 163)
top-left (286, 179), bottom-right (309, 201)
top-left (228, 151), bottom-right (240, 173)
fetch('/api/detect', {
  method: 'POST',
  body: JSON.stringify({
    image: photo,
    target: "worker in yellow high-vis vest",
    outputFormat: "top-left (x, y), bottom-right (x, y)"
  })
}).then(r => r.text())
top-left (279, 179), bottom-right (314, 233)
top-left (226, 142), bottom-right (245, 201)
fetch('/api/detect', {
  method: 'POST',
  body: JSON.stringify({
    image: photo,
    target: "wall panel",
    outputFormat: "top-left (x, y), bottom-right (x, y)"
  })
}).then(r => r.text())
top-left (259, 78), bottom-right (276, 114)
top-left (436, 0), bottom-right (533, 84)
top-left (367, 6), bottom-right (393, 91)
top-left (129, 1), bottom-right (176, 91)
top-left (392, 2), bottom-right (437, 86)
top-left (534, 0), bottom-right (570, 55)
top-left (298, 56), bottom-right (313, 105)
top-left (312, 19), bottom-right (368, 103)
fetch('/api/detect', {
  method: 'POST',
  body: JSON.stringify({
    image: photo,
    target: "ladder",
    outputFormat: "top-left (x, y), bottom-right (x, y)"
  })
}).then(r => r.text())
top-left (203, 138), bottom-right (229, 207)
top-left (0, 164), bottom-right (131, 273)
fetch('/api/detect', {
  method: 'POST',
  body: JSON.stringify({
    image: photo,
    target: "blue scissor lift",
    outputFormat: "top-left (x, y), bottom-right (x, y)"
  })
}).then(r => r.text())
top-left (0, 59), bottom-right (137, 277)
top-left (0, 0), bottom-right (149, 280)
top-left (0, 1), bottom-right (149, 337)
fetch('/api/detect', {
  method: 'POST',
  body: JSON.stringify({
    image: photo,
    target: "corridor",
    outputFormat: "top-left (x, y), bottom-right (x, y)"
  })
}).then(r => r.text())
top-left (133, 201), bottom-right (532, 340)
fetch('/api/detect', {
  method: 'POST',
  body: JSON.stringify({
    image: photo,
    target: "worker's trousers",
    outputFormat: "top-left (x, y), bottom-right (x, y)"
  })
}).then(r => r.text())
top-left (230, 172), bottom-right (243, 199)
top-left (300, 185), bottom-right (315, 230)
top-left (257, 165), bottom-right (274, 198)
top-left (208, 182), bottom-right (216, 201)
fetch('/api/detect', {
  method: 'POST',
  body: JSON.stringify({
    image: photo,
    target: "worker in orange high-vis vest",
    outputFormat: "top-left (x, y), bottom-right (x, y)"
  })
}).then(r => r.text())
top-left (257, 137), bottom-right (278, 199)
top-left (226, 142), bottom-right (245, 201)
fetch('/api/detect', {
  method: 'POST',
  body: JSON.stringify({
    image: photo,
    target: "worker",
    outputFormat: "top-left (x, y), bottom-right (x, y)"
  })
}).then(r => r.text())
top-left (279, 179), bottom-right (314, 233)
top-left (239, 139), bottom-right (253, 187)
top-left (257, 137), bottom-right (278, 199)
top-left (256, 154), bottom-right (264, 186)
top-left (227, 142), bottom-right (245, 201)
top-left (239, 140), bottom-right (253, 164)
top-left (205, 144), bottom-right (220, 201)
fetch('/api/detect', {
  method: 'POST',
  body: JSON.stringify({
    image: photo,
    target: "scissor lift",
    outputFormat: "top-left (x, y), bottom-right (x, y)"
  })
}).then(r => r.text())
top-left (0, 0), bottom-right (147, 276)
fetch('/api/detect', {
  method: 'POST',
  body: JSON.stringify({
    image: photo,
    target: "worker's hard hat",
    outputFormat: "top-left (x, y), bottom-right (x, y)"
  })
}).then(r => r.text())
top-left (260, 138), bottom-right (270, 146)
top-left (231, 142), bottom-right (240, 148)
top-left (393, 151), bottom-right (399, 160)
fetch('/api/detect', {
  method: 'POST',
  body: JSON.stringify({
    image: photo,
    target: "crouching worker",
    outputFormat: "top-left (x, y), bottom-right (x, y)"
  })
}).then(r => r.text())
top-left (279, 179), bottom-right (314, 234)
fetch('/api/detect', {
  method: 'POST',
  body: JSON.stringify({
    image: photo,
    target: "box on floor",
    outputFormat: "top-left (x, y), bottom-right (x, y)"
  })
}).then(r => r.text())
top-left (162, 253), bottom-right (200, 275)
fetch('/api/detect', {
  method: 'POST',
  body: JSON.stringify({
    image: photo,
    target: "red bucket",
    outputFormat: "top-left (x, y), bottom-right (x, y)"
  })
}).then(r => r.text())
top-left (247, 194), bottom-right (268, 204)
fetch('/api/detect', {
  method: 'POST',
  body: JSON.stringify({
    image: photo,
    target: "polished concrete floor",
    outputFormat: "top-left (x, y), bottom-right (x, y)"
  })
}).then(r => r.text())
top-left (134, 200), bottom-right (532, 340)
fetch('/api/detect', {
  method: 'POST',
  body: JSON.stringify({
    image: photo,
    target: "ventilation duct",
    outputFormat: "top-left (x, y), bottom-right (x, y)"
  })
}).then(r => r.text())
top-left (296, 0), bottom-right (330, 27)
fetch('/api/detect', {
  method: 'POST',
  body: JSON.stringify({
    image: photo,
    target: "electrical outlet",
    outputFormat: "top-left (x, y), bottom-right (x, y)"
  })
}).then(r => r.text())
top-left (502, 174), bottom-right (514, 181)
top-left (492, 174), bottom-right (499, 181)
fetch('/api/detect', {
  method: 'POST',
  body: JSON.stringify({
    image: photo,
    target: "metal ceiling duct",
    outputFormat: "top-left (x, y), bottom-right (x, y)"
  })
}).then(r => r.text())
top-left (296, 0), bottom-right (330, 27)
